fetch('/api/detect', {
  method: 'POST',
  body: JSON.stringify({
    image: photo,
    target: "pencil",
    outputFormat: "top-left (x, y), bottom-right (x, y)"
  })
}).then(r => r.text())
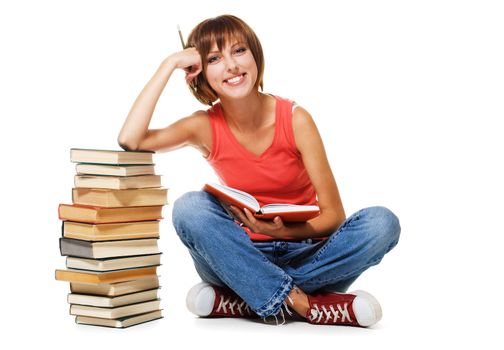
top-left (177, 24), bottom-right (186, 49)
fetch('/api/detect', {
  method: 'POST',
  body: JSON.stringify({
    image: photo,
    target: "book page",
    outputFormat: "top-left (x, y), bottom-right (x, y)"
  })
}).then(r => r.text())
top-left (260, 204), bottom-right (320, 214)
top-left (207, 183), bottom-right (259, 210)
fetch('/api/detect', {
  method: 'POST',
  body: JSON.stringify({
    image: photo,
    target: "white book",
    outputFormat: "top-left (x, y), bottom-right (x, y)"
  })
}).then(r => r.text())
top-left (70, 299), bottom-right (161, 319)
top-left (68, 289), bottom-right (160, 307)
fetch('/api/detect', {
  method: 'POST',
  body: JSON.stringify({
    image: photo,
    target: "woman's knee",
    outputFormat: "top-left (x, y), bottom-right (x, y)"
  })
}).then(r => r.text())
top-left (172, 191), bottom-right (214, 231)
top-left (363, 206), bottom-right (401, 252)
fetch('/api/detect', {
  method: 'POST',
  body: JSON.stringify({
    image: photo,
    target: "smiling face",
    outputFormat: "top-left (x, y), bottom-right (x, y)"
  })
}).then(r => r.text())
top-left (186, 15), bottom-right (265, 105)
top-left (204, 38), bottom-right (258, 101)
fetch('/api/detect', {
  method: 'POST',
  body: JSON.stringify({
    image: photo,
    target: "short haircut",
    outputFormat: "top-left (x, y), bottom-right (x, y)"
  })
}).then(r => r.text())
top-left (186, 15), bottom-right (265, 106)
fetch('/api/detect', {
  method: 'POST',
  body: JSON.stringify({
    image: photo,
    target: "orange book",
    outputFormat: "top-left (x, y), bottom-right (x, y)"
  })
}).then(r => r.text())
top-left (203, 182), bottom-right (320, 222)
top-left (55, 266), bottom-right (157, 284)
top-left (58, 204), bottom-right (163, 224)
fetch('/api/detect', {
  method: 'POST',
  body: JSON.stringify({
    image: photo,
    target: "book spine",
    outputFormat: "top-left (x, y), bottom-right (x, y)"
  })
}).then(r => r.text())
top-left (60, 238), bottom-right (94, 258)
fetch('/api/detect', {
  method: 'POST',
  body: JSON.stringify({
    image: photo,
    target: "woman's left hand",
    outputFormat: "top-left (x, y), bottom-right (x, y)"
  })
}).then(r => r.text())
top-left (229, 206), bottom-right (286, 239)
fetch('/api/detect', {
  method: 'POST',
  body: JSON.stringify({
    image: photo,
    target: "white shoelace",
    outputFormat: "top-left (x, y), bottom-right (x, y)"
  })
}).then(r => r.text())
top-left (262, 295), bottom-right (294, 326)
top-left (216, 295), bottom-right (253, 316)
top-left (308, 302), bottom-right (353, 323)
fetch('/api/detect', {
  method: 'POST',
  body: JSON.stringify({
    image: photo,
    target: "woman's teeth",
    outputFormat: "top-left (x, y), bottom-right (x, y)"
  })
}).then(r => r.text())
top-left (226, 74), bottom-right (245, 85)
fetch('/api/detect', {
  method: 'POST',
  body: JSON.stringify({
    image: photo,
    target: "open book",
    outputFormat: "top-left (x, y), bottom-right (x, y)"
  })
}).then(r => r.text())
top-left (203, 182), bottom-right (320, 222)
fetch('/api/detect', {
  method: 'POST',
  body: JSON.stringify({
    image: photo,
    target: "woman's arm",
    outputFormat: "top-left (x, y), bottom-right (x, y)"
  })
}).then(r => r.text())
top-left (117, 48), bottom-right (203, 152)
top-left (228, 106), bottom-right (345, 240)
top-left (282, 106), bottom-right (346, 239)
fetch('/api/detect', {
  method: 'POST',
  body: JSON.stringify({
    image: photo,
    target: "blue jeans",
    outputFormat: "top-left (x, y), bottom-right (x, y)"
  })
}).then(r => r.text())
top-left (172, 191), bottom-right (400, 318)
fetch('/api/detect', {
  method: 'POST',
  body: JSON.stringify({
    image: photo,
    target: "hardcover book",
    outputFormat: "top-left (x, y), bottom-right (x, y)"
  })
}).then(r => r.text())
top-left (58, 204), bottom-right (163, 224)
top-left (70, 299), bottom-right (161, 319)
top-left (59, 237), bottom-right (160, 259)
top-left (76, 163), bottom-right (156, 176)
top-left (55, 266), bottom-right (158, 284)
top-left (75, 310), bottom-right (163, 328)
top-left (74, 174), bottom-right (162, 190)
top-left (66, 254), bottom-right (162, 271)
top-left (70, 275), bottom-right (160, 296)
top-left (70, 148), bottom-right (154, 165)
top-left (62, 220), bottom-right (160, 241)
top-left (72, 187), bottom-right (168, 207)
top-left (68, 288), bottom-right (159, 307)
top-left (203, 182), bottom-right (320, 222)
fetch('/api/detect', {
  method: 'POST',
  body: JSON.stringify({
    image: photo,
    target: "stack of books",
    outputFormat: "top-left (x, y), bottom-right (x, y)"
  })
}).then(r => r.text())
top-left (55, 148), bottom-right (168, 328)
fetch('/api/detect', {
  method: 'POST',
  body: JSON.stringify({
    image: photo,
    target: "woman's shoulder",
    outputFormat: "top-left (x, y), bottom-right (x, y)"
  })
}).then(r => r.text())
top-left (190, 108), bottom-right (210, 119)
top-left (184, 108), bottom-right (211, 129)
top-left (270, 94), bottom-right (310, 123)
top-left (268, 93), bottom-right (300, 114)
top-left (291, 104), bottom-right (316, 132)
top-left (188, 107), bottom-right (223, 132)
top-left (185, 109), bottom-right (212, 157)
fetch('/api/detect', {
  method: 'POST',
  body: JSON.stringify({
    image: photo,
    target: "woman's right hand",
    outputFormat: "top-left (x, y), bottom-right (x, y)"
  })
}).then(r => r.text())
top-left (166, 47), bottom-right (203, 85)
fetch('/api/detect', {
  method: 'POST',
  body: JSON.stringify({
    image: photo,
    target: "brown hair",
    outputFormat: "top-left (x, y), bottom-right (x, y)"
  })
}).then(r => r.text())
top-left (186, 15), bottom-right (265, 106)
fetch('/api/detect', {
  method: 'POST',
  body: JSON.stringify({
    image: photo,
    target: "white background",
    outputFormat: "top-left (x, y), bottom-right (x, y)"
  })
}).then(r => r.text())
top-left (1, 0), bottom-right (503, 348)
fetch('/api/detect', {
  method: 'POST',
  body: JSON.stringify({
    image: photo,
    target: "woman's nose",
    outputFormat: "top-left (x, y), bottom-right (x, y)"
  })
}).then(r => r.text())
top-left (224, 56), bottom-right (239, 72)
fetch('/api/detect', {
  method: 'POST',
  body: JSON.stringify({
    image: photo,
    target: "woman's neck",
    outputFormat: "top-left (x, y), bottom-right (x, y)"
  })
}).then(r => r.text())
top-left (219, 91), bottom-right (270, 134)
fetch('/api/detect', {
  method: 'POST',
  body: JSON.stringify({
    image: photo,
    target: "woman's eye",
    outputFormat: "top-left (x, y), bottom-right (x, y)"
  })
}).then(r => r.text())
top-left (235, 47), bottom-right (246, 54)
top-left (208, 56), bottom-right (219, 64)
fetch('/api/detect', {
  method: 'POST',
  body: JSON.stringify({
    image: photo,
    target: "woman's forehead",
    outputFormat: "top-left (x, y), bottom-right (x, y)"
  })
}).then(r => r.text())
top-left (208, 33), bottom-right (246, 51)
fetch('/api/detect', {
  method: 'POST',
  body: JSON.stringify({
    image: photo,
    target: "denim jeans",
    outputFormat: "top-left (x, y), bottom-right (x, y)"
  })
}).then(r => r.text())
top-left (172, 191), bottom-right (401, 318)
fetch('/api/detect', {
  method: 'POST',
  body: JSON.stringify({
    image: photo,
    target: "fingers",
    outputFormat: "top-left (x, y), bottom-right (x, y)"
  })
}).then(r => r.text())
top-left (185, 67), bottom-right (202, 85)
top-left (273, 216), bottom-right (284, 228)
top-left (230, 206), bottom-right (246, 221)
top-left (229, 206), bottom-right (249, 228)
top-left (229, 206), bottom-right (285, 233)
top-left (174, 47), bottom-right (202, 79)
top-left (243, 208), bottom-right (256, 223)
top-left (183, 64), bottom-right (201, 75)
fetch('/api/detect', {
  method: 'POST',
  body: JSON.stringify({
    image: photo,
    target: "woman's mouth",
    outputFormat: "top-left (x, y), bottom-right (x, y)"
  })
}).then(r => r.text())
top-left (224, 73), bottom-right (246, 86)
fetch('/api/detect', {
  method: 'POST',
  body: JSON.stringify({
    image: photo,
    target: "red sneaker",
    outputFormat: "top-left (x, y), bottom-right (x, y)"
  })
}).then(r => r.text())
top-left (306, 290), bottom-right (382, 327)
top-left (186, 282), bottom-right (258, 318)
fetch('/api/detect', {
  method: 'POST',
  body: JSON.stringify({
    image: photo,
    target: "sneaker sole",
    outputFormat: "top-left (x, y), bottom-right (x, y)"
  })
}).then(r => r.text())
top-left (350, 290), bottom-right (383, 327)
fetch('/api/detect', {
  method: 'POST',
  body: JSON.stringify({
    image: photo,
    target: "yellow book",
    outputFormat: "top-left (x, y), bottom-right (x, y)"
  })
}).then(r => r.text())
top-left (58, 204), bottom-right (163, 224)
top-left (62, 221), bottom-right (160, 241)
top-left (55, 266), bottom-right (158, 284)
top-left (70, 275), bottom-right (160, 296)
top-left (72, 187), bottom-right (168, 207)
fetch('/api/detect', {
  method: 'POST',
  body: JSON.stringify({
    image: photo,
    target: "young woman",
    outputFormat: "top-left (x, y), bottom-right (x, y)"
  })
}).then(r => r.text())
top-left (118, 15), bottom-right (400, 327)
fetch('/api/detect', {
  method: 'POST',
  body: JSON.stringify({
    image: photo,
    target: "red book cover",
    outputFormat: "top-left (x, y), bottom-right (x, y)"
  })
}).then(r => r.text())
top-left (203, 183), bottom-right (320, 222)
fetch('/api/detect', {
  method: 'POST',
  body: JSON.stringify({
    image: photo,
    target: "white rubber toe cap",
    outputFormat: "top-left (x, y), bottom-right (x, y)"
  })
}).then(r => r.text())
top-left (351, 290), bottom-right (383, 327)
top-left (186, 282), bottom-right (216, 316)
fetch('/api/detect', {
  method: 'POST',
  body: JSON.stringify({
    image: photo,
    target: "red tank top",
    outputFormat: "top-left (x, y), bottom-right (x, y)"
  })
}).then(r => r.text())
top-left (204, 95), bottom-right (318, 241)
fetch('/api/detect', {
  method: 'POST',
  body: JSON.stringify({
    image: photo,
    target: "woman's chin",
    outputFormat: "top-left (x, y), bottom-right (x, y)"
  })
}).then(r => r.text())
top-left (218, 85), bottom-right (256, 100)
